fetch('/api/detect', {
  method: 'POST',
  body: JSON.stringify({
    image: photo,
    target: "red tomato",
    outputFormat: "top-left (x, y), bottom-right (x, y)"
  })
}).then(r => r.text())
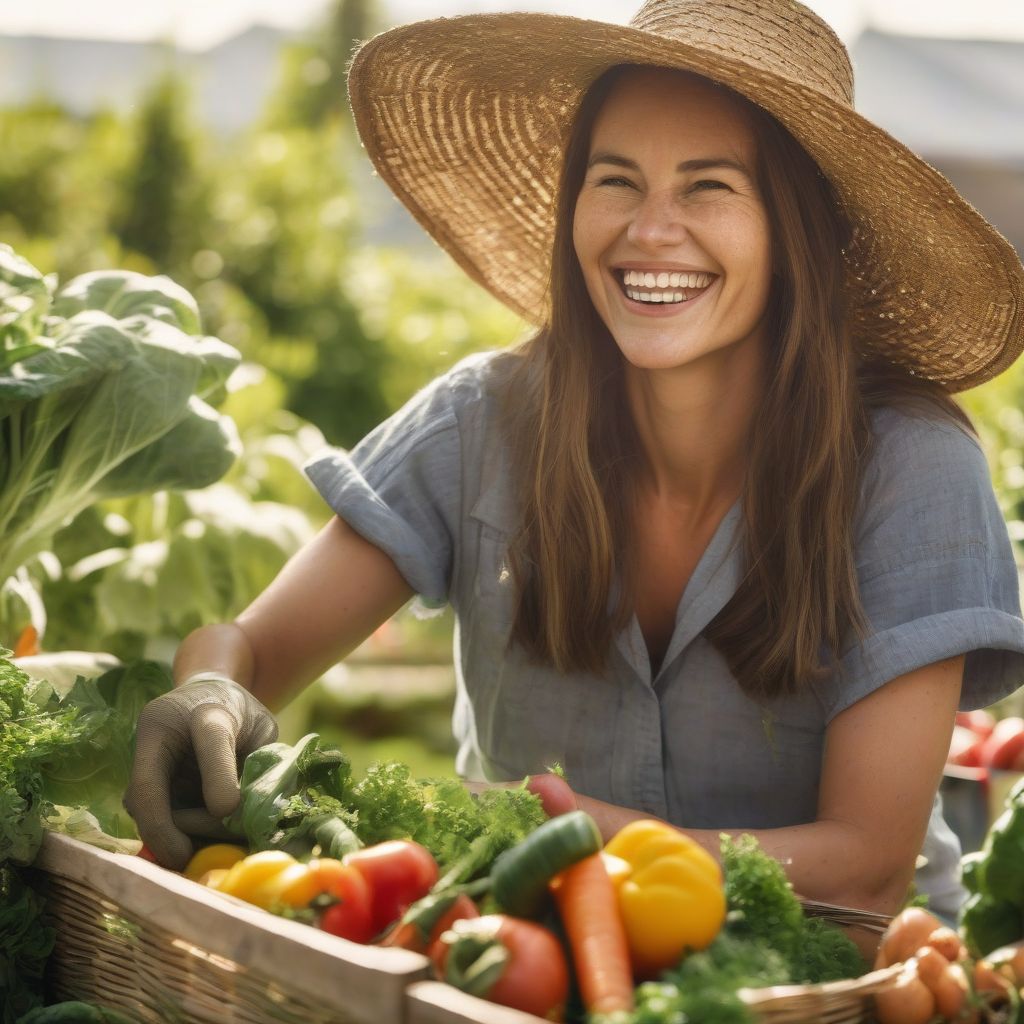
top-left (343, 840), bottom-right (439, 935)
top-left (315, 860), bottom-right (375, 943)
top-left (431, 915), bottom-right (569, 1021)
top-left (526, 773), bottom-right (578, 818)
top-left (956, 709), bottom-right (996, 739)
top-left (980, 717), bottom-right (1024, 770)
top-left (948, 724), bottom-right (985, 767)
top-left (137, 844), bottom-right (159, 863)
top-left (382, 891), bottom-right (480, 952)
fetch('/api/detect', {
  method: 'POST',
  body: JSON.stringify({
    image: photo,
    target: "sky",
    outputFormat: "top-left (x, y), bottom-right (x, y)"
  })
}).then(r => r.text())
top-left (3, 0), bottom-right (1024, 49)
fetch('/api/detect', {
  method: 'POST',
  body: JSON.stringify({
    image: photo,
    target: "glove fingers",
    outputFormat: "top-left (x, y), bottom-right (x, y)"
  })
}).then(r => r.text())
top-left (245, 713), bottom-right (279, 752)
top-left (172, 808), bottom-right (245, 842)
top-left (127, 724), bottom-right (194, 870)
top-left (190, 705), bottom-right (244, 818)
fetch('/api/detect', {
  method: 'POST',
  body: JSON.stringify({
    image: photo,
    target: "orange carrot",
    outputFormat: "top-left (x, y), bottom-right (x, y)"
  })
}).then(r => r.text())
top-left (551, 852), bottom-right (634, 1015)
top-left (13, 625), bottom-right (39, 658)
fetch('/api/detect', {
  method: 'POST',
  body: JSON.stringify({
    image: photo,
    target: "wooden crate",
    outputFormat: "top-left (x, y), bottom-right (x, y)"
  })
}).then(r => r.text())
top-left (29, 832), bottom-right (430, 1024)
top-left (29, 833), bottom-right (902, 1024)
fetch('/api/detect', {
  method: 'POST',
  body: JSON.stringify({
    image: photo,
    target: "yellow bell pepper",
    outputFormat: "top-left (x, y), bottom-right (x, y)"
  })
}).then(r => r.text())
top-left (213, 850), bottom-right (305, 909)
top-left (183, 843), bottom-right (247, 882)
top-left (604, 819), bottom-right (726, 977)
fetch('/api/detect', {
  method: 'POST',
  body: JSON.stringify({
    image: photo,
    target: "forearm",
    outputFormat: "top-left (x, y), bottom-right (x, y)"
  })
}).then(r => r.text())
top-left (172, 621), bottom-right (294, 712)
top-left (575, 793), bottom-right (913, 914)
top-left (172, 622), bottom-right (255, 690)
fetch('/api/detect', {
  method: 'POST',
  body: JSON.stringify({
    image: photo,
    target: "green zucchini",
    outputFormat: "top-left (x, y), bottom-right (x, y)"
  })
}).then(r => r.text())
top-left (490, 809), bottom-right (602, 918)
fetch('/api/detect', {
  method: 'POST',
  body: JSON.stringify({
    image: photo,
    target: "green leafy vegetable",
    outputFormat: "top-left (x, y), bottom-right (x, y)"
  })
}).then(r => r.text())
top-left (721, 834), bottom-right (866, 984)
top-left (0, 647), bottom-right (172, 864)
top-left (961, 779), bottom-right (1024, 956)
top-left (229, 736), bottom-right (547, 876)
top-left (0, 864), bottom-right (54, 1024)
top-left (0, 650), bottom-right (83, 865)
top-left (224, 733), bottom-right (362, 860)
top-left (0, 244), bottom-right (242, 623)
top-left (631, 932), bottom-right (789, 1024)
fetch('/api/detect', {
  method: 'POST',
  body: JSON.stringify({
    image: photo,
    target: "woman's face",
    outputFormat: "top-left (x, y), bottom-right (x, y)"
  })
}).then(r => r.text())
top-left (573, 67), bottom-right (773, 374)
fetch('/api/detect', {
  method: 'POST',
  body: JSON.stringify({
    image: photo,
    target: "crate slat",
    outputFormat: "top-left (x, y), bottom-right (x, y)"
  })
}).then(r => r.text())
top-left (31, 832), bottom-right (430, 1024)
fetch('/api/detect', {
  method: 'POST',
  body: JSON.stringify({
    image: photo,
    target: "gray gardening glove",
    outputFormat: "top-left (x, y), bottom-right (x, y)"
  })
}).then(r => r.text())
top-left (124, 672), bottom-right (278, 870)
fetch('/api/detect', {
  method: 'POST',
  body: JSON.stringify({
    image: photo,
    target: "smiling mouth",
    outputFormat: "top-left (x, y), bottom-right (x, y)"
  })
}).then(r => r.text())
top-left (616, 269), bottom-right (716, 305)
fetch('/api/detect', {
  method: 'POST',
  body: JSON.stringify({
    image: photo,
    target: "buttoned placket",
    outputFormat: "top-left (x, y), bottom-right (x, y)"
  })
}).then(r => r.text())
top-left (613, 499), bottom-right (745, 817)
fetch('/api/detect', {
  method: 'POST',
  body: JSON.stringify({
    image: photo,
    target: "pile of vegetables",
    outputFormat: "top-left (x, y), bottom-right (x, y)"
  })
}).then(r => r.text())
top-left (160, 734), bottom-right (870, 1024)
top-left (0, 244), bottom-right (241, 644)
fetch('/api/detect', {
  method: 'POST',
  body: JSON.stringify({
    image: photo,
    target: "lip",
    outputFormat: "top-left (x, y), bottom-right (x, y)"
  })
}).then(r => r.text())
top-left (609, 268), bottom-right (718, 318)
top-left (613, 261), bottom-right (717, 276)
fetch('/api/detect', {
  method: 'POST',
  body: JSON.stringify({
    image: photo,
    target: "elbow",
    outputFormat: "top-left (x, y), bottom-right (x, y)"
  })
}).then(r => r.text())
top-left (830, 854), bottom-right (918, 918)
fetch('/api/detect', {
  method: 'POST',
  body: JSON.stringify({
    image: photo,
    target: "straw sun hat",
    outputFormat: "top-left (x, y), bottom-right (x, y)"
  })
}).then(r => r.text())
top-left (348, 0), bottom-right (1024, 392)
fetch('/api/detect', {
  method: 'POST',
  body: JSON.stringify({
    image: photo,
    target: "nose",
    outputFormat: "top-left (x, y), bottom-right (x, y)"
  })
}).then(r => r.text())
top-left (626, 188), bottom-right (689, 250)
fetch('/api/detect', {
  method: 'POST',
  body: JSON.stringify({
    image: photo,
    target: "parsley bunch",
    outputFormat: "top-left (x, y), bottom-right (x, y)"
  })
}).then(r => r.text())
top-left (0, 650), bottom-right (84, 865)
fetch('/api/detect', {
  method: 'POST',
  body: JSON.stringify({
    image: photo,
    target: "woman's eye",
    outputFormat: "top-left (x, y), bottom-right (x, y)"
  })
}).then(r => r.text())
top-left (597, 176), bottom-right (635, 189)
top-left (692, 179), bottom-right (728, 192)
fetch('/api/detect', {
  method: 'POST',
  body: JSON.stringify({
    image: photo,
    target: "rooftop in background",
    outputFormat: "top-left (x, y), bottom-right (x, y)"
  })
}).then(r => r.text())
top-left (852, 29), bottom-right (1024, 163)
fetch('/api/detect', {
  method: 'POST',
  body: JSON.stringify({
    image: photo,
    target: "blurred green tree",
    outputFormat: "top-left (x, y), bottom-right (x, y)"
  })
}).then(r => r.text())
top-left (112, 65), bottom-right (207, 272)
top-left (263, 0), bottom-right (383, 130)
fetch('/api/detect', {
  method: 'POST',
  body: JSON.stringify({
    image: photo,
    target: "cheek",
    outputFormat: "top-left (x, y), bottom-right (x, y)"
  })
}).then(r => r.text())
top-left (572, 199), bottom-right (595, 269)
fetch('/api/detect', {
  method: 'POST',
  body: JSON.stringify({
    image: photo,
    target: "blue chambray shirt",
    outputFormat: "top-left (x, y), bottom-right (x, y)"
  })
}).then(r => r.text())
top-left (305, 350), bottom-right (1024, 920)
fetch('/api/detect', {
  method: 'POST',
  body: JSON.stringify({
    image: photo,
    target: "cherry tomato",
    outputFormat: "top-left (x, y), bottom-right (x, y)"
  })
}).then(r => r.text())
top-left (431, 914), bottom-right (569, 1021)
top-left (315, 860), bottom-right (375, 943)
top-left (343, 840), bottom-right (439, 935)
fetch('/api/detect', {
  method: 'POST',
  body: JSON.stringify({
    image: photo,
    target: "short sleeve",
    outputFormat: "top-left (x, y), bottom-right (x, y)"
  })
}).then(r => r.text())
top-left (302, 354), bottom-right (492, 606)
top-left (822, 407), bottom-right (1024, 720)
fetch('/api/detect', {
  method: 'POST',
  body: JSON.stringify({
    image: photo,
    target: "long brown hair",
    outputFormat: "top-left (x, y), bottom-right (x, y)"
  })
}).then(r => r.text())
top-left (503, 65), bottom-right (972, 698)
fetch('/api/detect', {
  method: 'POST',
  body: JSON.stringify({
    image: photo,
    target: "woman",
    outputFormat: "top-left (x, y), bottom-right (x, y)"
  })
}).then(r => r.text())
top-left (126, 0), bottom-right (1024, 932)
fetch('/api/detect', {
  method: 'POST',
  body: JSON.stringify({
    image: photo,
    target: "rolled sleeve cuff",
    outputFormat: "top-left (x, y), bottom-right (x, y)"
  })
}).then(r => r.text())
top-left (827, 606), bottom-right (1024, 721)
top-left (305, 450), bottom-right (448, 606)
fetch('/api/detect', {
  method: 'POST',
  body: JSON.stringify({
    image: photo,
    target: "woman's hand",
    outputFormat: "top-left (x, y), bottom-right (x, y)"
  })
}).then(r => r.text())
top-left (123, 673), bottom-right (278, 869)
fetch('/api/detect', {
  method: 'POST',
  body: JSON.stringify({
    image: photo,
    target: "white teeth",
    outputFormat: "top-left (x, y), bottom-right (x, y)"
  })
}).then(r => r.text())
top-left (622, 270), bottom-right (713, 289)
top-left (626, 289), bottom-right (687, 303)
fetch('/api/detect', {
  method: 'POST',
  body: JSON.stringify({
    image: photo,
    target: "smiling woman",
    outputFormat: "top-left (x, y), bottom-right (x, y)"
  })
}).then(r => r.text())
top-left (125, 0), bottom-right (1024, 947)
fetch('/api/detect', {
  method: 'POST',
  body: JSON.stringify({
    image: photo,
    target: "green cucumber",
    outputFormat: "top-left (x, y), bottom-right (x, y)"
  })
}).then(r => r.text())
top-left (490, 809), bottom-right (602, 918)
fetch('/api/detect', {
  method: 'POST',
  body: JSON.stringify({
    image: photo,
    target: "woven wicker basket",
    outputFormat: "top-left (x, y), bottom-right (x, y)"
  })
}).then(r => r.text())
top-left (29, 832), bottom-right (429, 1024)
top-left (30, 833), bottom-right (900, 1024)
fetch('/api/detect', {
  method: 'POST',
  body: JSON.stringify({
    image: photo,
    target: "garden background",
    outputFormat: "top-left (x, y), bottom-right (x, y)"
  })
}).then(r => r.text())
top-left (3, 0), bottom-right (1024, 779)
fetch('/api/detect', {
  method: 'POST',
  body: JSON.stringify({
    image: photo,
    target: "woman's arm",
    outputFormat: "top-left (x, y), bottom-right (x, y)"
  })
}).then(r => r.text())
top-left (173, 515), bottom-right (414, 710)
top-left (576, 655), bottom-right (964, 913)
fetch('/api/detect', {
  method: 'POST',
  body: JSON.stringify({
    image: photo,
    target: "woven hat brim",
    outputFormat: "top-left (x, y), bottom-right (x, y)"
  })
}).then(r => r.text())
top-left (349, 12), bottom-right (1024, 392)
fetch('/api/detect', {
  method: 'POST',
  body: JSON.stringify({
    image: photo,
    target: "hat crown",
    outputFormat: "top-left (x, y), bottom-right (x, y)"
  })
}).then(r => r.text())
top-left (631, 0), bottom-right (855, 106)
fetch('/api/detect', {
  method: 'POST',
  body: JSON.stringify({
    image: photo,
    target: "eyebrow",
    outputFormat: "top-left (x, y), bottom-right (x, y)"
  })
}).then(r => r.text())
top-left (587, 153), bottom-right (752, 176)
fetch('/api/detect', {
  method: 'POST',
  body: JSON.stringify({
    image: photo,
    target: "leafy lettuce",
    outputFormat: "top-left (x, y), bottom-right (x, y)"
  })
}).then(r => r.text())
top-left (0, 243), bottom-right (242, 625)
top-left (0, 648), bottom-right (172, 865)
